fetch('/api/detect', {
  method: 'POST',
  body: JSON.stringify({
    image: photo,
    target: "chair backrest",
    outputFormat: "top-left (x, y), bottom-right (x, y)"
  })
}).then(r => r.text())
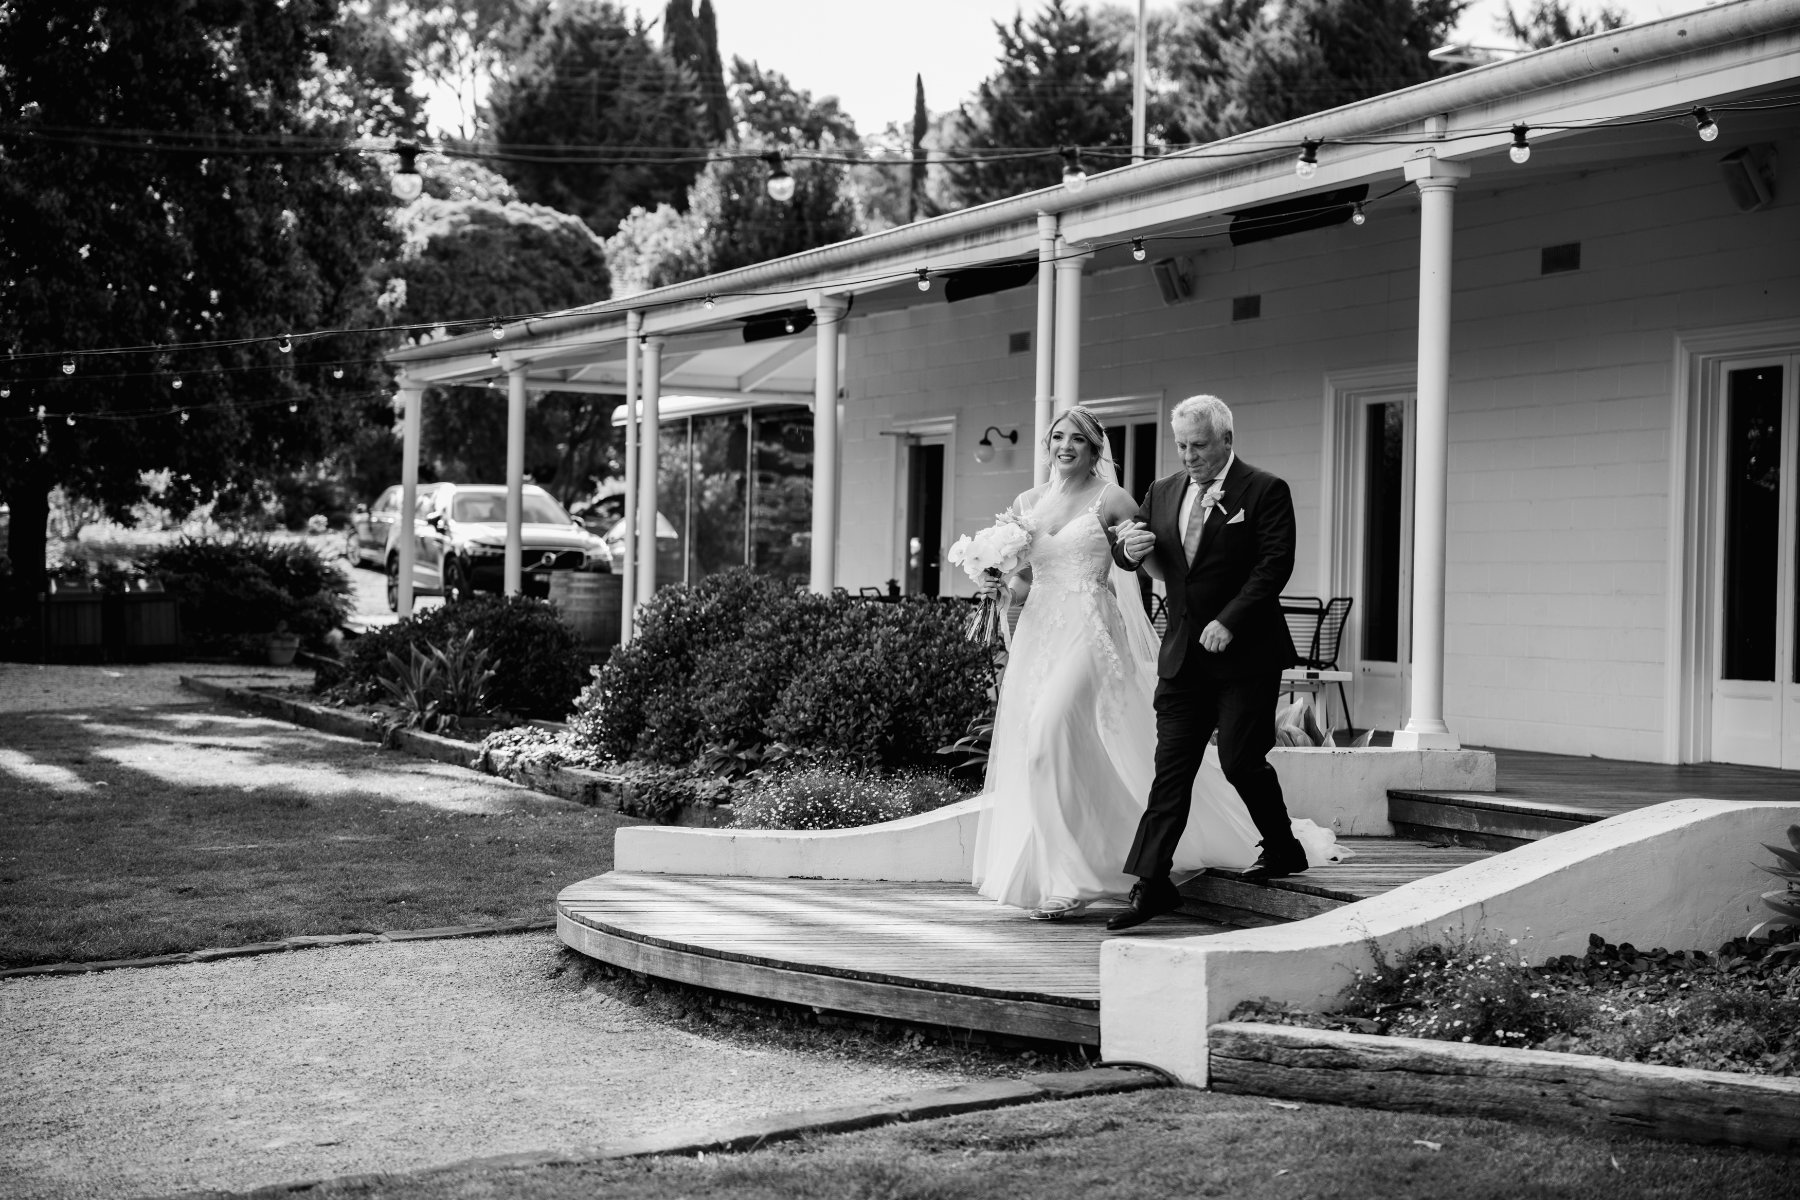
top-left (1148, 592), bottom-right (1169, 638)
top-left (1280, 595), bottom-right (1324, 665)
top-left (1313, 596), bottom-right (1354, 668)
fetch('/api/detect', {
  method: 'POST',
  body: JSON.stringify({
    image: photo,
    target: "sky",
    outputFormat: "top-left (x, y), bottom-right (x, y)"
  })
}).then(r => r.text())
top-left (609, 0), bottom-right (1710, 135)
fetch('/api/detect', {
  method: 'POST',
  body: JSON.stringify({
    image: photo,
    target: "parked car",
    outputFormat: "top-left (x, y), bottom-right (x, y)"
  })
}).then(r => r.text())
top-left (572, 495), bottom-right (685, 584)
top-left (384, 484), bottom-right (611, 610)
top-left (347, 483), bottom-right (445, 568)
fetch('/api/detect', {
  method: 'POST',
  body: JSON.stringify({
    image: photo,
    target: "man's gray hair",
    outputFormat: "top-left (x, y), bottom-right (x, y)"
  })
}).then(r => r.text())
top-left (1171, 394), bottom-right (1233, 437)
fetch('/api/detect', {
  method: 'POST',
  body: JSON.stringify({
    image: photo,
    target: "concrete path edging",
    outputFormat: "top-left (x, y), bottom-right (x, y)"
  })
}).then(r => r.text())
top-left (0, 918), bottom-right (556, 980)
top-left (178, 674), bottom-right (479, 769)
top-left (154, 1066), bottom-right (1169, 1199)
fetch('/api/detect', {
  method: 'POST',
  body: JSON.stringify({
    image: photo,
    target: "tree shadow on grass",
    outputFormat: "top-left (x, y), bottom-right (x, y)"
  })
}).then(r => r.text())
top-left (0, 702), bottom-right (627, 968)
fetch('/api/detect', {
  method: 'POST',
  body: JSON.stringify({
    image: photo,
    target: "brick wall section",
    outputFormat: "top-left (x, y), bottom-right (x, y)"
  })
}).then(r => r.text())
top-left (837, 139), bottom-right (1800, 759)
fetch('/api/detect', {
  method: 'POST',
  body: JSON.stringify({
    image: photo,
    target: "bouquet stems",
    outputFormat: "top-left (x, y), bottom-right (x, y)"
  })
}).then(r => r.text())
top-left (967, 568), bottom-right (1007, 646)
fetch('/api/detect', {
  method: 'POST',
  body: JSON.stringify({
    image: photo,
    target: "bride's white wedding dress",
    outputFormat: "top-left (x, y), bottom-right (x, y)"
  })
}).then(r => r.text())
top-left (972, 495), bottom-right (1342, 911)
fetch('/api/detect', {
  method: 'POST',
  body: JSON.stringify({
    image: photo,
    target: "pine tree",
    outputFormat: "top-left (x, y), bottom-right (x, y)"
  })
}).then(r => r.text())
top-left (695, 0), bottom-right (732, 142)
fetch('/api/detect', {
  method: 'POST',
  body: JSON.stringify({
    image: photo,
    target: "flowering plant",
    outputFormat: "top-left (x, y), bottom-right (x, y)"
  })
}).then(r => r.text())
top-left (946, 510), bottom-right (1034, 646)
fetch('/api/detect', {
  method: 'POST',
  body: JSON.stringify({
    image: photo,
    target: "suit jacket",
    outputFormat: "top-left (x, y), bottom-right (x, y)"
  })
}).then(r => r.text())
top-left (1111, 457), bottom-right (1298, 679)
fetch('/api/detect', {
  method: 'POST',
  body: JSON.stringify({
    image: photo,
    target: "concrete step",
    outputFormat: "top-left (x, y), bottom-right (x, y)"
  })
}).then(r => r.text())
top-left (1387, 790), bottom-right (1603, 850)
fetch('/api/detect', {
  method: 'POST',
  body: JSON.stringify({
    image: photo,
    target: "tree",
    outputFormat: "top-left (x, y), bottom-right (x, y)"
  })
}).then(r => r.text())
top-left (372, 0), bottom-right (516, 140)
top-left (910, 73), bottom-right (931, 223)
top-left (0, 1), bottom-right (405, 605)
top-left (693, 0), bottom-right (732, 144)
top-left (1158, 0), bottom-right (1465, 145)
top-left (384, 159), bottom-right (616, 502)
top-left (1500, 0), bottom-right (1626, 48)
top-left (942, 0), bottom-right (1136, 208)
top-left (487, 0), bottom-right (709, 238)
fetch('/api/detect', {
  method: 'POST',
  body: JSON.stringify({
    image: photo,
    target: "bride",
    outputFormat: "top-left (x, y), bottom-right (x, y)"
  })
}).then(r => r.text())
top-left (971, 406), bottom-right (1339, 919)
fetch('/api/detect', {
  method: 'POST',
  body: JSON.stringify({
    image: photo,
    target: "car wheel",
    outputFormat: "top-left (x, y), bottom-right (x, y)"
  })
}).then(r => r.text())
top-left (385, 555), bottom-right (400, 612)
top-left (444, 557), bottom-right (472, 606)
top-left (344, 528), bottom-right (362, 566)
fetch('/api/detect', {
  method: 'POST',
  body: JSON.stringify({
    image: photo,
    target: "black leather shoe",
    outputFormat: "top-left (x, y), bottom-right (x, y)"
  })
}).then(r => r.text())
top-left (1106, 877), bottom-right (1182, 931)
top-left (1240, 850), bottom-right (1308, 883)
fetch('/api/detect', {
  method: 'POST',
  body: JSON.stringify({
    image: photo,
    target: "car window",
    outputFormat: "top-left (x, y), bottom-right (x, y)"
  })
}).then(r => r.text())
top-left (450, 493), bottom-right (573, 524)
top-left (373, 487), bottom-right (398, 514)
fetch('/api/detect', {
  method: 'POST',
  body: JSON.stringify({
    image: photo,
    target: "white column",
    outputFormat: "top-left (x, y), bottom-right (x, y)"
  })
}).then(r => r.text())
top-left (636, 336), bottom-right (664, 608)
top-left (1131, 0), bottom-right (1147, 163)
top-left (1053, 239), bottom-right (1091, 414)
top-left (1033, 213), bottom-right (1058, 485)
top-left (620, 313), bottom-right (641, 643)
top-left (396, 377), bottom-right (423, 616)
top-left (1393, 155), bottom-right (1471, 752)
top-left (503, 364), bottom-right (527, 596)
top-left (808, 295), bottom-right (847, 594)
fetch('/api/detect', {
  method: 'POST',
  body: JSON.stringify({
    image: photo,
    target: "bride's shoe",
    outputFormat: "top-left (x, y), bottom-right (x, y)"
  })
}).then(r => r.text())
top-left (1029, 897), bottom-right (1091, 921)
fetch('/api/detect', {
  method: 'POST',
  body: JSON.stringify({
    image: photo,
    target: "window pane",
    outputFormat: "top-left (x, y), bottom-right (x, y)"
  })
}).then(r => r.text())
top-left (1360, 401), bottom-right (1405, 662)
top-left (1722, 366), bottom-right (1782, 682)
top-left (749, 408), bottom-right (813, 581)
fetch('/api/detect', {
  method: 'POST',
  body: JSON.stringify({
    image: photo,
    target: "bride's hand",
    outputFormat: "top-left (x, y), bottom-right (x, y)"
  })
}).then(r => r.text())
top-left (1114, 520), bottom-right (1154, 563)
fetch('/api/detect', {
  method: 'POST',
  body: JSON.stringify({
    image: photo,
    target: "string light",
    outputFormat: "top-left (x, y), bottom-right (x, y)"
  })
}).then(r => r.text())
top-left (331, 367), bottom-right (343, 379)
top-left (1060, 146), bottom-right (1088, 193)
top-left (1509, 124), bottom-right (1532, 164)
top-left (1296, 139), bottom-right (1320, 179)
top-left (1693, 106), bottom-right (1719, 142)
top-left (288, 402), bottom-right (298, 413)
top-left (782, 315), bottom-right (796, 334)
top-left (764, 151), bottom-right (795, 203)
top-left (65, 413), bottom-right (75, 426)
top-left (916, 269), bottom-right (931, 292)
top-left (489, 349), bottom-right (500, 364)
top-left (0, 385), bottom-right (9, 399)
top-left (1131, 238), bottom-right (1147, 262)
top-left (277, 335), bottom-right (293, 354)
top-left (171, 376), bottom-right (182, 388)
top-left (489, 319), bottom-right (505, 340)
top-left (179, 411), bottom-right (190, 423)
top-left (392, 143), bottom-right (423, 202)
top-left (703, 295), bottom-right (716, 311)
top-left (62, 358), bottom-right (75, 375)
top-left (1351, 202), bottom-right (1367, 226)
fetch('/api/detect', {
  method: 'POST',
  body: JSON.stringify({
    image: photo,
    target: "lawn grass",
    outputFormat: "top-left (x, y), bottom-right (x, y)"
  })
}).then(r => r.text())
top-left (0, 699), bottom-right (628, 967)
top-left (231, 1088), bottom-right (1792, 1200)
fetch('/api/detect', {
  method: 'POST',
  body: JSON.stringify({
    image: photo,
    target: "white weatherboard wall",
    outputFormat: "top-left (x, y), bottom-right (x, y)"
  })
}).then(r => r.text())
top-left (1100, 799), bottom-right (1800, 1087)
top-left (834, 139), bottom-right (1800, 761)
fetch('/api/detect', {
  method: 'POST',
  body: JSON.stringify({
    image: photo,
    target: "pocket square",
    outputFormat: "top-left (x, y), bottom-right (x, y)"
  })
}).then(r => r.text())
top-left (1225, 509), bottom-right (1246, 525)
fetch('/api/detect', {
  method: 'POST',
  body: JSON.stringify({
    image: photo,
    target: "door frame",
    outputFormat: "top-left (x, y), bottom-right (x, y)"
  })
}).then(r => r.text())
top-left (1323, 366), bottom-right (1418, 708)
top-left (888, 414), bottom-right (957, 596)
top-left (1671, 320), bottom-right (1800, 763)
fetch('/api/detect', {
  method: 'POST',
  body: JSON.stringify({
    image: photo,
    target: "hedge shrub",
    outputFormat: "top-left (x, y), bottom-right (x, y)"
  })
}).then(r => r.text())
top-left (141, 535), bottom-right (351, 649)
top-left (730, 766), bottom-right (966, 830)
top-left (333, 593), bottom-right (589, 720)
top-left (569, 568), bottom-right (994, 771)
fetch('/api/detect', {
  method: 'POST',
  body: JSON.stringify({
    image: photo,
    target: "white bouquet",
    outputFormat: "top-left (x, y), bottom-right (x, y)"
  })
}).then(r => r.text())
top-left (946, 510), bottom-right (1035, 646)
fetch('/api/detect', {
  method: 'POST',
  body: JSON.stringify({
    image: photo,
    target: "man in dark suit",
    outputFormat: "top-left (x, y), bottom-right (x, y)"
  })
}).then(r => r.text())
top-left (1106, 394), bottom-right (1305, 931)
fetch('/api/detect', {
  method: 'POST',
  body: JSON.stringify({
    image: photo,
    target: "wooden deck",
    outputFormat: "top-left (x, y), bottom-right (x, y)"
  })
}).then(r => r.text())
top-left (556, 838), bottom-right (1494, 1045)
top-left (1465, 749), bottom-right (1799, 818)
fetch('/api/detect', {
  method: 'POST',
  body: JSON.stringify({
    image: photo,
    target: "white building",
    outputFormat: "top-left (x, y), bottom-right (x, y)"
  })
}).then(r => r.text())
top-left (388, 1), bottom-right (1800, 770)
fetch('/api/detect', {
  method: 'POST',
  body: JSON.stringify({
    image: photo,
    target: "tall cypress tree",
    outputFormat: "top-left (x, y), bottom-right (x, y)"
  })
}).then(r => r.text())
top-left (909, 74), bottom-right (930, 223)
top-left (695, 0), bottom-right (732, 142)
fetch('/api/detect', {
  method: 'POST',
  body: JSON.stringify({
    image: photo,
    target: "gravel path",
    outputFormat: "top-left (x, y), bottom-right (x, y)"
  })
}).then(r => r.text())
top-left (1, 933), bottom-right (969, 1200)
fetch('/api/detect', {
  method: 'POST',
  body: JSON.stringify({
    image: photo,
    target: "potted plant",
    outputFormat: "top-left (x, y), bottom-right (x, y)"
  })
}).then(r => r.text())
top-left (267, 620), bottom-right (301, 666)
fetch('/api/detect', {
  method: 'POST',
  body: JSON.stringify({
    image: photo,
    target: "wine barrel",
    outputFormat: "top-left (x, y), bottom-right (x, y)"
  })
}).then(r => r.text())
top-left (549, 571), bottom-right (622, 647)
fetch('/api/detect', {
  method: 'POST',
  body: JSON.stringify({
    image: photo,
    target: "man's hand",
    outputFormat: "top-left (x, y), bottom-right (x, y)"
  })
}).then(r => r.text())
top-left (1199, 620), bottom-right (1234, 654)
top-left (1115, 519), bottom-right (1155, 564)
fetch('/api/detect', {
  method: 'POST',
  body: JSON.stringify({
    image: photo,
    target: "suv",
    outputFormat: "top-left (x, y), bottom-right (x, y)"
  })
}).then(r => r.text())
top-left (348, 483), bottom-right (446, 568)
top-left (384, 483), bottom-right (611, 610)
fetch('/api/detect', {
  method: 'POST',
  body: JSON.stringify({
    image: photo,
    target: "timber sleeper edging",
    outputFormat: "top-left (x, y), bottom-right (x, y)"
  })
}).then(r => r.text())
top-left (0, 918), bottom-right (555, 980)
top-left (1207, 1020), bottom-right (1800, 1154)
top-left (153, 1067), bottom-right (1170, 1199)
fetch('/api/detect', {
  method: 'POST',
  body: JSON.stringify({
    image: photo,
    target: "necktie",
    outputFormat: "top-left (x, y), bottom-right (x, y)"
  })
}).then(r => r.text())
top-left (1183, 479), bottom-right (1216, 565)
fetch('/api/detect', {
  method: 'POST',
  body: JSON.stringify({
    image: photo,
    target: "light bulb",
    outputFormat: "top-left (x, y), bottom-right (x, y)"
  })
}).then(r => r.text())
top-left (331, 367), bottom-right (343, 380)
top-left (65, 413), bottom-right (75, 426)
top-left (172, 377), bottom-right (183, 389)
top-left (1296, 139), bottom-right (1320, 179)
top-left (783, 316), bottom-right (796, 334)
top-left (764, 151), bottom-right (795, 203)
top-left (1509, 125), bottom-right (1531, 165)
top-left (1694, 106), bottom-right (1719, 142)
top-left (1131, 238), bottom-right (1146, 262)
top-left (703, 295), bottom-right (716, 311)
top-left (0, 385), bottom-right (9, 399)
top-left (277, 335), bottom-right (293, 354)
top-left (489, 349), bottom-right (500, 365)
top-left (391, 143), bottom-right (422, 201)
top-left (61, 358), bottom-right (75, 375)
top-left (490, 320), bottom-right (504, 340)
top-left (179, 411), bottom-right (190, 423)
top-left (1060, 146), bottom-right (1087, 193)
top-left (916, 269), bottom-right (931, 292)
top-left (288, 402), bottom-right (298, 413)
top-left (1351, 202), bottom-right (1366, 226)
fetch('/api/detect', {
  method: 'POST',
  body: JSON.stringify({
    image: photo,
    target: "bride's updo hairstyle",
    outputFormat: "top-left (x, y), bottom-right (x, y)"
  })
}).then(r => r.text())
top-left (1043, 406), bottom-right (1109, 478)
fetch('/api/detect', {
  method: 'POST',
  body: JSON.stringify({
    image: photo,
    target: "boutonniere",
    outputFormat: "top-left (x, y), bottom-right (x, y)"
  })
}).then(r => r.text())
top-left (1202, 481), bottom-right (1227, 509)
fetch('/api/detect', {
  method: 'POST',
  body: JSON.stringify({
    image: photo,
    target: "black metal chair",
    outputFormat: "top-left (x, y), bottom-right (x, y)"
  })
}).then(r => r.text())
top-left (1280, 595), bottom-right (1355, 730)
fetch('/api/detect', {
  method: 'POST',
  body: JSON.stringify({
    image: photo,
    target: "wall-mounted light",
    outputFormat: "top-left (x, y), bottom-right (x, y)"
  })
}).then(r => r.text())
top-left (392, 143), bottom-right (423, 201)
top-left (764, 150), bottom-right (796, 203)
top-left (973, 425), bottom-right (1018, 464)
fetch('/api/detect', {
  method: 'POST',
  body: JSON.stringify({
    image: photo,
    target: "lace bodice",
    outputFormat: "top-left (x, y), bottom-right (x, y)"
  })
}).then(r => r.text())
top-left (1027, 503), bottom-right (1113, 594)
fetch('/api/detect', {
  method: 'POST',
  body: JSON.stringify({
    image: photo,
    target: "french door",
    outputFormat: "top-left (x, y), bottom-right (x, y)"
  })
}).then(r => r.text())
top-left (904, 437), bottom-right (947, 596)
top-left (1710, 356), bottom-right (1800, 768)
top-left (1347, 390), bottom-right (1416, 730)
